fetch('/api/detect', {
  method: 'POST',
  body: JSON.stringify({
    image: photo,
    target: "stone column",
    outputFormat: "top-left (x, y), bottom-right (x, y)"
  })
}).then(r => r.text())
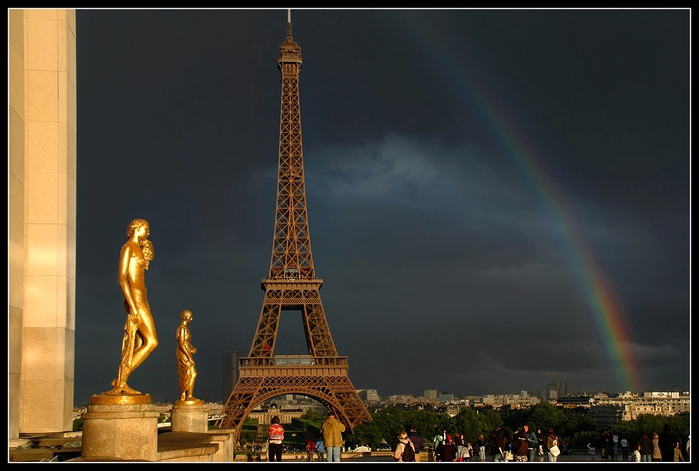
top-left (171, 400), bottom-right (208, 433)
top-left (81, 394), bottom-right (159, 461)
top-left (10, 8), bottom-right (78, 437)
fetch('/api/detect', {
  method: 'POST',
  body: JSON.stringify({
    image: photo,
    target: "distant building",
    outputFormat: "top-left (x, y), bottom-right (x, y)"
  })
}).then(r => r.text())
top-left (597, 391), bottom-right (690, 422)
top-left (357, 389), bottom-right (380, 403)
top-left (545, 381), bottom-right (567, 401)
top-left (554, 390), bottom-right (689, 430)
top-left (424, 390), bottom-right (438, 401)
top-left (152, 395), bottom-right (166, 404)
top-left (557, 395), bottom-right (595, 406)
top-left (249, 405), bottom-right (307, 425)
top-left (222, 351), bottom-right (240, 403)
top-left (386, 394), bottom-right (416, 405)
top-left (438, 392), bottom-right (455, 402)
top-left (557, 382), bottom-right (568, 398)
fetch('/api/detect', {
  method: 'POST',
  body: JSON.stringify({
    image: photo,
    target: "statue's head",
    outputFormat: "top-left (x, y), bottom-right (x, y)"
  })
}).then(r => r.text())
top-left (127, 218), bottom-right (150, 238)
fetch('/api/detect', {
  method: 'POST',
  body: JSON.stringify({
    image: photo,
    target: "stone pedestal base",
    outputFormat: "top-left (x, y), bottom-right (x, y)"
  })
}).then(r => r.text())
top-left (81, 393), bottom-right (159, 461)
top-left (171, 401), bottom-right (208, 433)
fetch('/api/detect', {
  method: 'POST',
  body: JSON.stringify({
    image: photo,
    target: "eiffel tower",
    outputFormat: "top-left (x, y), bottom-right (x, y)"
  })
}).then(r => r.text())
top-left (219, 11), bottom-right (372, 442)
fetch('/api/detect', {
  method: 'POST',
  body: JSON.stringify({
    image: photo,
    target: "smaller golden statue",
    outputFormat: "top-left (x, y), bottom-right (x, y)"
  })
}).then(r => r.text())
top-left (175, 309), bottom-right (202, 404)
top-left (104, 218), bottom-right (159, 396)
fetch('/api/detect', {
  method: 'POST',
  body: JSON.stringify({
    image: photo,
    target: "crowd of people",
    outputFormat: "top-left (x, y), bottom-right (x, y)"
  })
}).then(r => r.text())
top-left (394, 424), bottom-right (564, 462)
top-left (486, 424), bottom-right (566, 462)
top-left (396, 423), bottom-right (687, 463)
top-left (269, 415), bottom-right (688, 463)
top-left (595, 424), bottom-right (689, 462)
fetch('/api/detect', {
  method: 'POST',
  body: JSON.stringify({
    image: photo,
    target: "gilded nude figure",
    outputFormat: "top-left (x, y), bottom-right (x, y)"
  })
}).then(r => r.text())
top-left (106, 218), bottom-right (159, 395)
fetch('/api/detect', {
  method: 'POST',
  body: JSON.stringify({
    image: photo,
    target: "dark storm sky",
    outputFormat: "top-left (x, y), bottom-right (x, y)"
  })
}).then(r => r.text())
top-left (73, 8), bottom-right (690, 405)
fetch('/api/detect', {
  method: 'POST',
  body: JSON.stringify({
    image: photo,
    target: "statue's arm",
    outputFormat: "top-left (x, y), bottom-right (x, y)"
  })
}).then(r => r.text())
top-left (177, 327), bottom-right (195, 362)
top-left (118, 244), bottom-right (136, 317)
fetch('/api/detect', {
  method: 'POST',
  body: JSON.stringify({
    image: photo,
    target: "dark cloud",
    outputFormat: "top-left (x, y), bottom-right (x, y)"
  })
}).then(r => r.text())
top-left (74, 8), bottom-right (689, 405)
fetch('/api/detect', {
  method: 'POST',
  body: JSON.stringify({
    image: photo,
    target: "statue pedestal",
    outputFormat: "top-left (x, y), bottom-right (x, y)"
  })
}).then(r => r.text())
top-left (81, 393), bottom-right (159, 461)
top-left (171, 400), bottom-right (208, 433)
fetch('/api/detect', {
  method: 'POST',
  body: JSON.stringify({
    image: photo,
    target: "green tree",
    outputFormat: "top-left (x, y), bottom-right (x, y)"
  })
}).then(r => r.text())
top-left (479, 408), bottom-right (505, 435)
top-left (353, 417), bottom-right (387, 449)
top-left (670, 412), bottom-right (690, 435)
top-left (567, 414), bottom-right (596, 432)
top-left (452, 407), bottom-right (483, 441)
top-left (401, 410), bottom-right (442, 445)
top-left (527, 402), bottom-right (568, 434)
top-left (355, 408), bottom-right (403, 449)
top-left (300, 408), bottom-right (325, 422)
top-left (240, 418), bottom-right (258, 445)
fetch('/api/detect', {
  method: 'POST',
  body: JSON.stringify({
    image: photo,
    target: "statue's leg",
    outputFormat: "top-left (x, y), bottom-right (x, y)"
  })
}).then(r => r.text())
top-left (109, 321), bottom-right (139, 393)
top-left (111, 330), bottom-right (131, 388)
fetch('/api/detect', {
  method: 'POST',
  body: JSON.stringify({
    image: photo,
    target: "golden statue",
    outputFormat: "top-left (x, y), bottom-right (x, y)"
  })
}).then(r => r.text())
top-left (175, 309), bottom-right (202, 404)
top-left (106, 218), bottom-right (159, 395)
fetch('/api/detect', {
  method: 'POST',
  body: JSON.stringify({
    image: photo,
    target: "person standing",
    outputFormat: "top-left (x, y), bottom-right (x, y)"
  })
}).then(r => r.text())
top-left (407, 425), bottom-right (424, 462)
top-left (651, 432), bottom-right (662, 461)
top-left (632, 443), bottom-right (642, 462)
top-left (315, 438), bottom-right (326, 462)
top-left (491, 427), bottom-right (509, 462)
top-left (604, 428), bottom-right (615, 461)
top-left (638, 432), bottom-right (653, 462)
top-left (436, 435), bottom-right (458, 462)
top-left (394, 431), bottom-right (416, 462)
top-left (537, 429), bottom-right (545, 462)
top-left (433, 432), bottom-right (444, 459)
top-left (464, 440), bottom-right (474, 462)
top-left (513, 426), bottom-right (530, 462)
top-left (320, 411), bottom-right (346, 462)
top-left (476, 434), bottom-right (487, 462)
top-left (454, 433), bottom-right (464, 461)
top-left (305, 438), bottom-right (316, 462)
top-left (673, 441), bottom-right (685, 462)
top-left (659, 424), bottom-right (676, 462)
top-left (600, 428), bottom-right (611, 460)
top-left (587, 442), bottom-right (596, 461)
top-left (267, 415), bottom-right (284, 462)
top-left (545, 427), bottom-right (560, 462)
top-left (678, 434), bottom-right (690, 461)
top-left (620, 436), bottom-right (629, 461)
top-left (523, 424), bottom-right (538, 462)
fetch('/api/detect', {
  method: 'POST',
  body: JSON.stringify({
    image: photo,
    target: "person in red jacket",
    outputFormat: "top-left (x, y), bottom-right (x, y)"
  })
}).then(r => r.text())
top-left (436, 435), bottom-right (458, 461)
top-left (268, 416), bottom-right (285, 462)
top-left (305, 438), bottom-right (316, 462)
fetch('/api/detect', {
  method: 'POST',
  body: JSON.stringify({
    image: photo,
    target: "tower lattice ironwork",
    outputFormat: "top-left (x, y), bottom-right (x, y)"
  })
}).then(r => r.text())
top-left (219, 14), bottom-right (372, 442)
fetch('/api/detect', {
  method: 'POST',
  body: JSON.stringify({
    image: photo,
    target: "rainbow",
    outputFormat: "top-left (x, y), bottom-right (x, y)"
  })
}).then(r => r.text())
top-left (400, 12), bottom-right (642, 392)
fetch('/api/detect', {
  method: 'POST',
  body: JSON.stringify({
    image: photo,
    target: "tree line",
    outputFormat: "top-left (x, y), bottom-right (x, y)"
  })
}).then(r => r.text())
top-left (345, 403), bottom-right (689, 452)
